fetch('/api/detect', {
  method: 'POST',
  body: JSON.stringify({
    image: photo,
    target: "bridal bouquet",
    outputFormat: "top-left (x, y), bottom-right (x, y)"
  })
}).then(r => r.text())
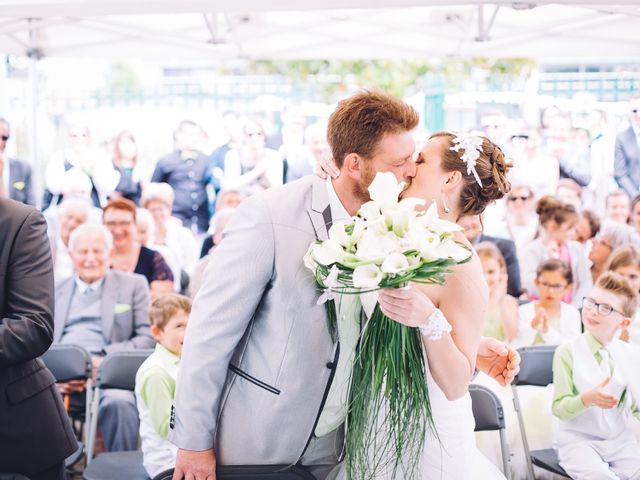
top-left (304, 172), bottom-right (472, 479)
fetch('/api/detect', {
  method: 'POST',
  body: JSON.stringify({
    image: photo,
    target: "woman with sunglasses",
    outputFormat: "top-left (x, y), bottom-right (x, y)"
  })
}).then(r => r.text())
top-left (504, 184), bottom-right (538, 252)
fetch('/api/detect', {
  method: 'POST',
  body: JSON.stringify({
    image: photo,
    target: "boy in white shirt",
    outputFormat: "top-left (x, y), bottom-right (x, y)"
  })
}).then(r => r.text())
top-left (135, 294), bottom-right (191, 478)
top-left (552, 272), bottom-right (640, 480)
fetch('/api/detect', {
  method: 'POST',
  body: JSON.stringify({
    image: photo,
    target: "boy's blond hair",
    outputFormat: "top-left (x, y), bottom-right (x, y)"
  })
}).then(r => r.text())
top-left (149, 293), bottom-right (192, 330)
top-left (595, 271), bottom-right (638, 318)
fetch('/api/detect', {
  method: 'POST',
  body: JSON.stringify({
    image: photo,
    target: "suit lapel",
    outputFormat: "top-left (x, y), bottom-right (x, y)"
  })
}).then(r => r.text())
top-left (307, 176), bottom-right (332, 241)
top-left (54, 279), bottom-right (75, 342)
top-left (101, 271), bottom-right (117, 343)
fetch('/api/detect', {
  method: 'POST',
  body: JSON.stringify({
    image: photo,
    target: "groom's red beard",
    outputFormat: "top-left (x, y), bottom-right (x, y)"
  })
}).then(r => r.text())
top-left (352, 161), bottom-right (376, 203)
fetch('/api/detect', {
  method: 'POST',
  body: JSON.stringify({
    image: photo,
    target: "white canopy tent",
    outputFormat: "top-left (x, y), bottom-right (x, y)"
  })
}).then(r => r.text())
top-left (1, 0), bottom-right (639, 177)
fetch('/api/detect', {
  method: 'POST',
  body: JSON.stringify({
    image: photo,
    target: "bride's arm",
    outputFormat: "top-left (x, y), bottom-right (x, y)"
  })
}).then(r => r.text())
top-left (378, 268), bottom-right (486, 401)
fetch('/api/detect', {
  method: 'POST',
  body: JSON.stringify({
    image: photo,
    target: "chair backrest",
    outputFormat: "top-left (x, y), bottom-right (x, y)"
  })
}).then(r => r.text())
top-left (514, 346), bottom-right (558, 387)
top-left (469, 383), bottom-right (506, 431)
top-left (152, 466), bottom-right (316, 480)
top-left (41, 344), bottom-right (92, 382)
top-left (96, 349), bottom-right (154, 391)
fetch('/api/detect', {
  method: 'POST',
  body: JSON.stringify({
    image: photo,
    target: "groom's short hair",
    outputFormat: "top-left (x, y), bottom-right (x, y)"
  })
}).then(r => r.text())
top-left (327, 90), bottom-right (419, 168)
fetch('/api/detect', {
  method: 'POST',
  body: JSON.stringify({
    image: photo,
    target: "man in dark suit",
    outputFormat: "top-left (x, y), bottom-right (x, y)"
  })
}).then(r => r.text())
top-left (0, 198), bottom-right (77, 479)
top-left (0, 118), bottom-right (35, 206)
top-left (459, 214), bottom-right (523, 298)
top-left (151, 120), bottom-right (210, 234)
top-left (614, 98), bottom-right (640, 198)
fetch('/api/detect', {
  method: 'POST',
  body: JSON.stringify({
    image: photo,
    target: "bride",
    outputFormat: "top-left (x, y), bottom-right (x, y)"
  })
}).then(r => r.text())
top-left (323, 131), bottom-right (513, 479)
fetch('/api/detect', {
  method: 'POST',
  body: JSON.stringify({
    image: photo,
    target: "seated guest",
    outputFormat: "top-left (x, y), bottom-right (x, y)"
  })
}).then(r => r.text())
top-left (605, 189), bottom-right (631, 225)
top-left (103, 197), bottom-right (174, 299)
top-left (50, 198), bottom-right (90, 283)
top-left (459, 214), bottom-right (522, 298)
top-left (514, 259), bottom-right (581, 347)
top-left (136, 294), bottom-right (192, 477)
top-left (553, 272), bottom-right (640, 479)
top-left (476, 242), bottom-right (519, 342)
top-left (589, 221), bottom-right (640, 282)
top-left (605, 244), bottom-right (640, 344)
top-left (574, 209), bottom-right (600, 245)
top-left (141, 183), bottom-right (198, 274)
top-left (54, 223), bottom-right (153, 452)
top-left (520, 196), bottom-right (591, 308)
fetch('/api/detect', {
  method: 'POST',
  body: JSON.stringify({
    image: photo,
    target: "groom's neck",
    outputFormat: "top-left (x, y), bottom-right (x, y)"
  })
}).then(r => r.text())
top-left (332, 175), bottom-right (364, 217)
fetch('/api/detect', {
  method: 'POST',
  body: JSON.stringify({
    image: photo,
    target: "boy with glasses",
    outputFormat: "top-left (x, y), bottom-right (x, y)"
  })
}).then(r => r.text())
top-left (552, 272), bottom-right (640, 479)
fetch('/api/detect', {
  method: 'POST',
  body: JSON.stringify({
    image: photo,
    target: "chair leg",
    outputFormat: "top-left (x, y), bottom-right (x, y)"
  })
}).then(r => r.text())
top-left (511, 385), bottom-right (536, 480)
top-left (85, 387), bottom-right (101, 463)
top-left (499, 428), bottom-right (512, 480)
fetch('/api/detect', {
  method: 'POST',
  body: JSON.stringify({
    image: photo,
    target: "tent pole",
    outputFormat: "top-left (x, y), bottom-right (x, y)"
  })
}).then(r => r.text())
top-left (26, 20), bottom-right (42, 203)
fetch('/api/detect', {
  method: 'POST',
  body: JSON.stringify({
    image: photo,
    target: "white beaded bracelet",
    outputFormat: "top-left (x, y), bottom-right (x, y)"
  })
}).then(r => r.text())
top-left (418, 308), bottom-right (452, 340)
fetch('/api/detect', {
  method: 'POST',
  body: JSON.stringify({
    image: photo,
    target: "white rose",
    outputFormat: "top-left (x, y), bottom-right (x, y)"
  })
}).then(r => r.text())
top-left (367, 172), bottom-right (404, 211)
top-left (436, 239), bottom-right (472, 263)
top-left (381, 252), bottom-right (410, 275)
top-left (312, 239), bottom-right (348, 266)
top-left (353, 264), bottom-right (384, 289)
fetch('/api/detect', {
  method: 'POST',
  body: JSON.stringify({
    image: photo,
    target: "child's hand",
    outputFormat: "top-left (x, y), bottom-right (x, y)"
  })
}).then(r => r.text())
top-left (580, 377), bottom-right (619, 409)
top-left (531, 307), bottom-right (548, 333)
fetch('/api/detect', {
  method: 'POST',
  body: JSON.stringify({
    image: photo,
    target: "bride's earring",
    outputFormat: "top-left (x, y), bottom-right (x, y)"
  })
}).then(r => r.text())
top-left (442, 194), bottom-right (451, 214)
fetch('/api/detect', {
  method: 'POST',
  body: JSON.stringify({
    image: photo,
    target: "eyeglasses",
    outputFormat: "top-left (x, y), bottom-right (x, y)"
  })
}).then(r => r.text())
top-left (246, 132), bottom-right (263, 137)
top-left (0, 135), bottom-right (9, 142)
top-left (582, 297), bottom-right (624, 316)
top-left (538, 281), bottom-right (568, 292)
top-left (508, 195), bottom-right (531, 202)
top-left (104, 220), bottom-right (133, 229)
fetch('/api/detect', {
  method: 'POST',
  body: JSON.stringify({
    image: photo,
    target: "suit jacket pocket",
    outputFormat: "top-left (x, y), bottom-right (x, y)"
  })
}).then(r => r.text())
top-left (6, 365), bottom-right (56, 405)
top-left (229, 364), bottom-right (280, 395)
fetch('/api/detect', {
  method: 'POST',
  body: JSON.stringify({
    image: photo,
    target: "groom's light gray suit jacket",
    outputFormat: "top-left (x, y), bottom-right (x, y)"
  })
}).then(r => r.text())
top-left (169, 175), bottom-right (337, 464)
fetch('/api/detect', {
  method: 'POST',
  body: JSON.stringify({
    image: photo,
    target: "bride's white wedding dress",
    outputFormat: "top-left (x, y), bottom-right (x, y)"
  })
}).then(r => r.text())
top-left (420, 354), bottom-right (506, 480)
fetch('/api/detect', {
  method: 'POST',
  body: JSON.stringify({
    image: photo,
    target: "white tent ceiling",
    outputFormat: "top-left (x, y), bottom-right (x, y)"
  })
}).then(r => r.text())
top-left (0, 1), bottom-right (639, 60)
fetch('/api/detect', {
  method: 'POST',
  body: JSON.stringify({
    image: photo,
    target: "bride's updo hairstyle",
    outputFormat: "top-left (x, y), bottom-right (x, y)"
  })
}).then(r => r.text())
top-left (431, 131), bottom-right (512, 217)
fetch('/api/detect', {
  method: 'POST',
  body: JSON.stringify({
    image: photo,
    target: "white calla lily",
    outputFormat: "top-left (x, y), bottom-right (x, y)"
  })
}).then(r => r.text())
top-left (367, 172), bottom-right (404, 211)
top-left (353, 264), bottom-right (384, 289)
top-left (436, 239), bottom-right (472, 262)
top-left (418, 201), bottom-right (464, 233)
top-left (356, 231), bottom-right (398, 261)
top-left (419, 231), bottom-right (442, 261)
top-left (389, 209), bottom-right (413, 237)
top-left (358, 201), bottom-right (382, 222)
top-left (328, 223), bottom-right (352, 248)
top-left (381, 253), bottom-right (410, 275)
top-left (312, 239), bottom-right (347, 266)
top-left (396, 197), bottom-right (426, 212)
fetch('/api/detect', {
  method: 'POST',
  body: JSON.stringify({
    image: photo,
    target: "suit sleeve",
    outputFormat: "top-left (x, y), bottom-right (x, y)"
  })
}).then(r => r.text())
top-left (500, 239), bottom-right (522, 298)
top-left (168, 193), bottom-right (275, 451)
top-left (103, 275), bottom-right (153, 354)
top-left (24, 165), bottom-right (36, 207)
top-left (614, 137), bottom-right (638, 198)
top-left (150, 160), bottom-right (166, 183)
top-left (0, 210), bottom-right (55, 367)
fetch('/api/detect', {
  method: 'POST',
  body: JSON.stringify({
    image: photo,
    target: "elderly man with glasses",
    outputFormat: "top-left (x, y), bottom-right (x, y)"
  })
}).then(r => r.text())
top-left (0, 117), bottom-right (35, 205)
top-left (614, 97), bottom-right (640, 198)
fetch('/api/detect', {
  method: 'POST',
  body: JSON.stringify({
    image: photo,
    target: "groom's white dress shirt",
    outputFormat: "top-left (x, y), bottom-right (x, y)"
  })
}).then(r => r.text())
top-left (315, 178), bottom-right (363, 437)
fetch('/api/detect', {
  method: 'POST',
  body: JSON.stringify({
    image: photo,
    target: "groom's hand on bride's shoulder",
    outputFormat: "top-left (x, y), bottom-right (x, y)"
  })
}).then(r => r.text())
top-left (476, 337), bottom-right (520, 387)
top-left (173, 448), bottom-right (217, 480)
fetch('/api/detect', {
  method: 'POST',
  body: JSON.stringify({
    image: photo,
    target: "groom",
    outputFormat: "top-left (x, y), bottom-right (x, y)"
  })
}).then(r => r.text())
top-left (170, 90), bottom-right (519, 480)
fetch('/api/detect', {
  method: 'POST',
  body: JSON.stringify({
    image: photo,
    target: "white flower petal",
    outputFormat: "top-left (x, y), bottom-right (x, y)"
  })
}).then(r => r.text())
top-left (381, 253), bottom-right (410, 274)
top-left (353, 264), bottom-right (384, 289)
top-left (436, 240), bottom-right (472, 263)
top-left (358, 201), bottom-right (382, 222)
top-left (367, 172), bottom-right (404, 210)
top-left (312, 239), bottom-right (347, 266)
top-left (328, 223), bottom-right (351, 248)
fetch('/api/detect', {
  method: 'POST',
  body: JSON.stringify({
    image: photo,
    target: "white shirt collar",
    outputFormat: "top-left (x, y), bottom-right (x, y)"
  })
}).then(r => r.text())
top-left (325, 177), bottom-right (351, 223)
top-left (74, 275), bottom-right (105, 294)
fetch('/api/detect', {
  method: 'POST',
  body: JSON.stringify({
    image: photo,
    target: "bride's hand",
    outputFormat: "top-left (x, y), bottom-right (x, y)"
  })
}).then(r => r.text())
top-left (378, 286), bottom-right (436, 328)
top-left (476, 337), bottom-right (520, 387)
top-left (315, 156), bottom-right (340, 179)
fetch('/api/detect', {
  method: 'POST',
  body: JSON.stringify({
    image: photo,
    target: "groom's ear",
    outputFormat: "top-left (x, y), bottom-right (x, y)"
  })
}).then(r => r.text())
top-left (342, 153), bottom-right (363, 178)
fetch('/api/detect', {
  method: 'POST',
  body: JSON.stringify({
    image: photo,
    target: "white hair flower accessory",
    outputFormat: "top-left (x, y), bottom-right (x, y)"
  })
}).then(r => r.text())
top-left (449, 133), bottom-right (484, 187)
